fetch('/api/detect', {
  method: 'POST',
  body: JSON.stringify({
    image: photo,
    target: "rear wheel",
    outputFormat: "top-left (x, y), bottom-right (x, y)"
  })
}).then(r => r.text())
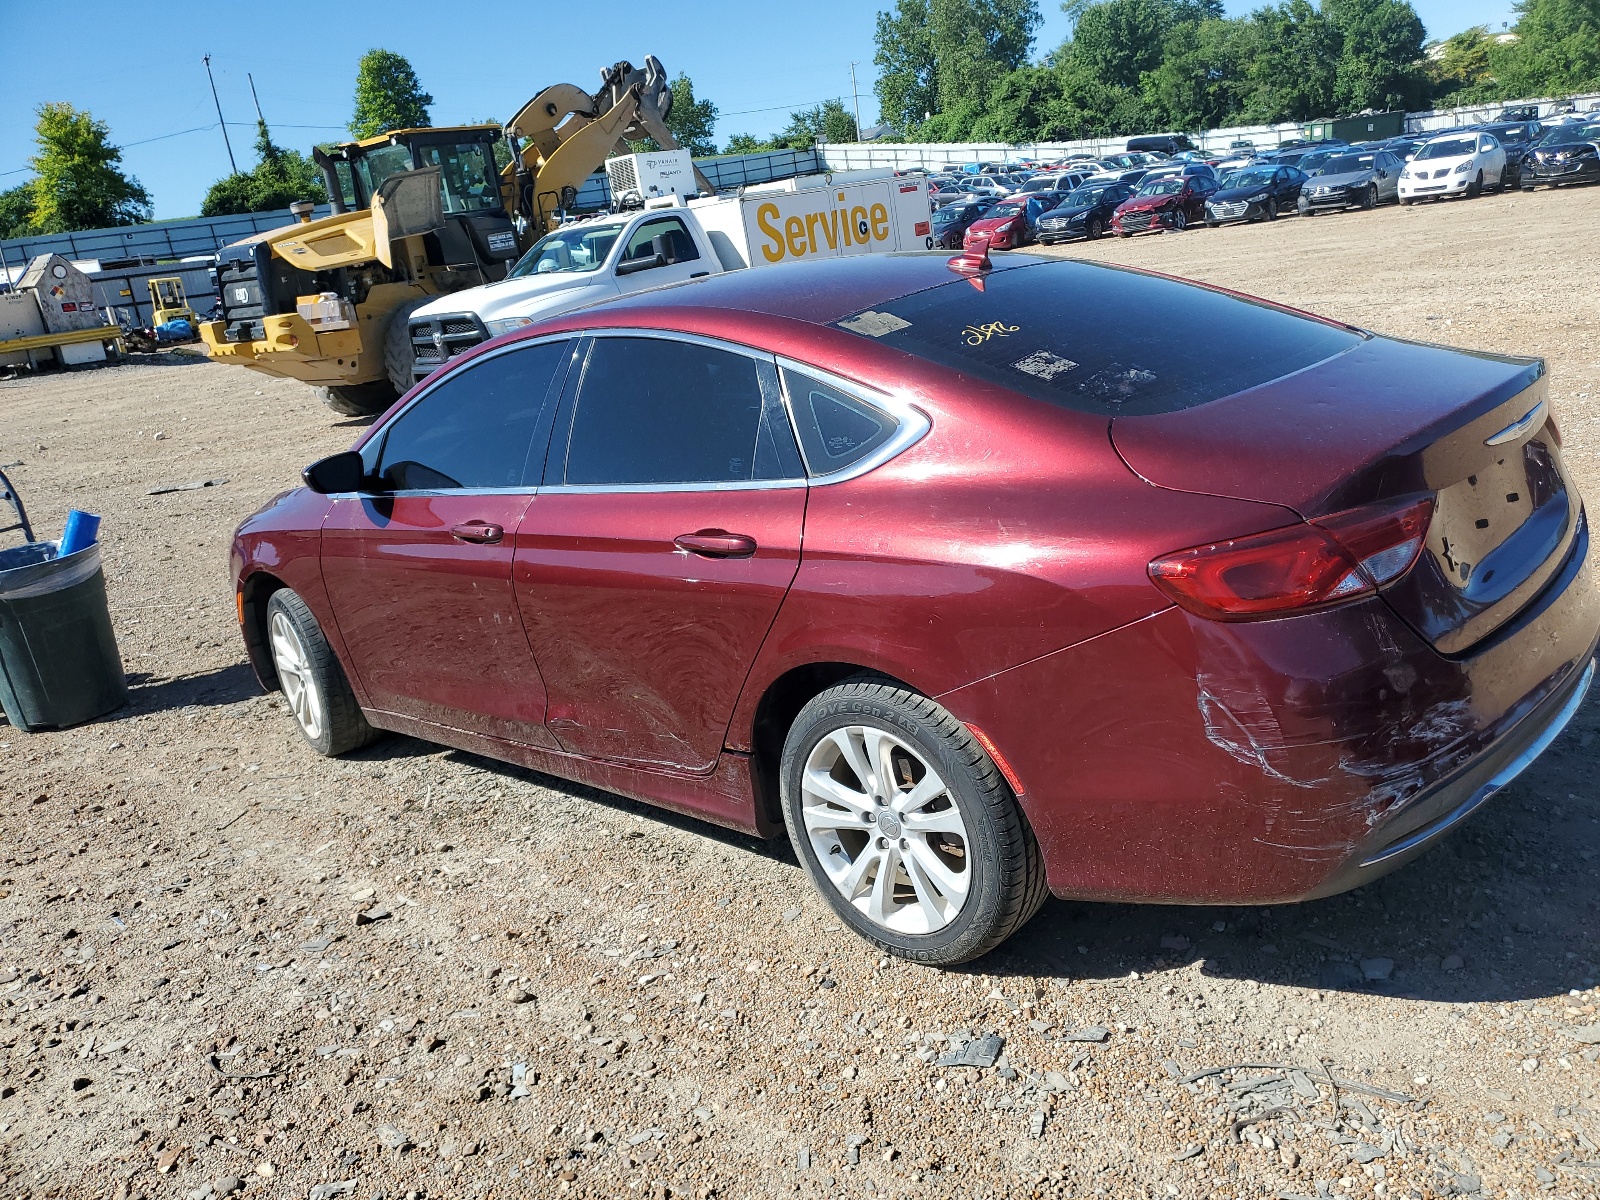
top-left (780, 677), bottom-right (1048, 965)
top-left (313, 380), bottom-right (398, 417)
top-left (265, 589), bottom-right (379, 757)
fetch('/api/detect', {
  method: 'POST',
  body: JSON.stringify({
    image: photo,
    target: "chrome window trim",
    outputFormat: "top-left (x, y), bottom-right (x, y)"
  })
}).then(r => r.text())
top-left (323, 486), bottom-right (539, 500)
top-left (775, 356), bottom-right (932, 486)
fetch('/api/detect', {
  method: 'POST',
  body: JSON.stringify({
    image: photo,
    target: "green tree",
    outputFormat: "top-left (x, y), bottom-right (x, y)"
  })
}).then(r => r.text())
top-left (201, 120), bottom-right (328, 217)
top-left (874, 0), bottom-right (1040, 139)
top-left (1242, 0), bottom-right (1340, 122)
top-left (663, 73), bottom-right (719, 157)
top-left (24, 103), bottom-right (151, 233)
top-left (1428, 26), bottom-right (1497, 100)
top-left (1495, 0), bottom-right (1600, 96)
top-left (349, 49), bottom-right (434, 139)
top-left (0, 185), bottom-right (34, 238)
top-left (722, 133), bottom-right (777, 155)
top-left (1140, 16), bottom-right (1256, 129)
top-left (1325, 0), bottom-right (1430, 113)
top-left (875, 0), bottom-right (940, 131)
top-left (775, 99), bottom-right (859, 148)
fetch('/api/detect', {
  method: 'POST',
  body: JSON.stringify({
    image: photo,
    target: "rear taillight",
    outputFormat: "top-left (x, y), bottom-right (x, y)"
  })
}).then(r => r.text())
top-left (1149, 496), bottom-right (1434, 620)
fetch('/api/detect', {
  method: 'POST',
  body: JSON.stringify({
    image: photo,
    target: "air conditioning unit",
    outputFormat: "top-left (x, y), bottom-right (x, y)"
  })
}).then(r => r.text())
top-left (606, 150), bottom-right (696, 206)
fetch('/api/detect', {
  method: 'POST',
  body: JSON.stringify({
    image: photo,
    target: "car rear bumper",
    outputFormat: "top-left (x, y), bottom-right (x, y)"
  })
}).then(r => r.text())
top-left (936, 509), bottom-right (1600, 905)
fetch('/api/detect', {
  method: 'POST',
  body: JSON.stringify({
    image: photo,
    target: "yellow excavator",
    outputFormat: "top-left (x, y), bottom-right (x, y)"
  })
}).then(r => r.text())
top-left (200, 57), bottom-right (713, 416)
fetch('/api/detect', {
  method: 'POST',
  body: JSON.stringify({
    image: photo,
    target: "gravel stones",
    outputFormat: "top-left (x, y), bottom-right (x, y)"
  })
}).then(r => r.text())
top-left (1061, 1025), bottom-right (1110, 1043)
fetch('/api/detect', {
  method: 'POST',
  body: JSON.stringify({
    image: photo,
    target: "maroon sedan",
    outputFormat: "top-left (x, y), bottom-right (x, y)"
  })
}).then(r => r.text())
top-left (1112, 174), bottom-right (1218, 235)
top-left (233, 253), bottom-right (1598, 966)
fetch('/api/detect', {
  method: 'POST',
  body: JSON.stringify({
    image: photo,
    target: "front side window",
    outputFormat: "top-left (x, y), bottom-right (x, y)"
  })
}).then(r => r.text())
top-left (375, 340), bottom-right (570, 490)
top-left (621, 217), bottom-right (699, 265)
top-left (562, 338), bottom-right (799, 486)
top-left (352, 144), bottom-right (414, 204)
top-left (419, 142), bottom-right (500, 214)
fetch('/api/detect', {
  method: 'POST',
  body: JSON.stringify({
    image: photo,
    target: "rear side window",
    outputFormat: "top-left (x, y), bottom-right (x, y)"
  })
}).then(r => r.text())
top-left (782, 368), bottom-right (898, 474)
top-left (834, 260), bottom-right (1362, 416)
top-left (563, 337), bottom-right (800, 486)
top-left (376, 340), bottom-right (569, 490)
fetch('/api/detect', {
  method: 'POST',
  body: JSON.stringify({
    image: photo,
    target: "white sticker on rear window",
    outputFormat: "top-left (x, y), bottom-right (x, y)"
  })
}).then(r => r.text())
top-left (838, 311), bottom-right (912, 337)
top-left (1012, 350), bottom-right (1080, 380)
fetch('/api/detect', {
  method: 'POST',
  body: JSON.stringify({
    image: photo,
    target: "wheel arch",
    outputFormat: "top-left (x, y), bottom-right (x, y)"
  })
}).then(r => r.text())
top-left (746, 661), bottom-right (917, 834)
top-left (239, 569), bottom-right (289, 690)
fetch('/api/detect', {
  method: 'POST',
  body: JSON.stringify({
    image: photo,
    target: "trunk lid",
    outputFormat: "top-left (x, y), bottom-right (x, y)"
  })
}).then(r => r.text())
top-left (1112, 335), bottom-right (1576, 655)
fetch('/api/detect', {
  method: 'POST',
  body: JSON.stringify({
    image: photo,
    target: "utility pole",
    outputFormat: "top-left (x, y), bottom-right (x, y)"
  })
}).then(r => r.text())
top-left (849, 62), bottom-right (864, 142)
top-left (248, 72), bottom-right (265, 123)
top-left (203, 54), bottom-right (238, 175)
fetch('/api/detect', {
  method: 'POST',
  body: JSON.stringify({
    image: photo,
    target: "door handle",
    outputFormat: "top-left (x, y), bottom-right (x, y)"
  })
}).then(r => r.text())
top-left (690, 271), bottom-right (711, 278)
top-left (450, 521), bottom-right (504, 544)
top-left (674, 530), bottom-right (757, 558)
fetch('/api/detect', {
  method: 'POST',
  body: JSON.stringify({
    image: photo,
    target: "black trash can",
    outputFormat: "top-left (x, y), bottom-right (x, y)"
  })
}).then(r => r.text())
top-left (0, 539), bottom-right (129, 731)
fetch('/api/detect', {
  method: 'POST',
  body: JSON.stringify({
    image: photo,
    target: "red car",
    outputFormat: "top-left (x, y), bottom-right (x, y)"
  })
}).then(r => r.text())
top-left (233, 254), bottom-right (1598, 966)
top-left (963, 199), bottom-right (1033, 250)
top-left (1112, 174), bottom-right (1219, 235)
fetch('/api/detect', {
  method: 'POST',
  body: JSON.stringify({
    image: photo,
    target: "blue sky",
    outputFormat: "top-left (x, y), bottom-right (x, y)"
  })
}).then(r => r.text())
top-left (2, 0), bottom-right (1518, 221)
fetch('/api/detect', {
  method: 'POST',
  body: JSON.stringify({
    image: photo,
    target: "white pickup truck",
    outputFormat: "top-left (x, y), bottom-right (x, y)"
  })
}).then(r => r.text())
top-left (405, 170), bottom-right (934, 383)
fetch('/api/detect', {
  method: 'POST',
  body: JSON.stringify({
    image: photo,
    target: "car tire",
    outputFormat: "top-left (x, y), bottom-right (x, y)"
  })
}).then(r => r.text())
top-left (383, 296), bottom-right (430, 395)
top-left (1086, 217), bottom-right (1103, 240)
top-left (1363, 184), bottom-right (1378, 210)
top-left (1400, 197), bottom-right (1414, 206)
top-left (265, 589), bottom-right (379, 757)
top-left (779, 676), bottom-right (1048, 966)
top-left (1467, 171), bottom-right (1483, 198)
top-left (1266, 198), bottom-right (1279, 220)
top-left (314, 381), bottom-right (398, 418)
top-left (1172, 210), bottom-right (1188, 231)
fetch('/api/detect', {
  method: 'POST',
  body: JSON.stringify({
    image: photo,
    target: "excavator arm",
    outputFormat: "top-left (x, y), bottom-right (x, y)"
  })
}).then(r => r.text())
top-left (501, 56), bottom-right (715, 236)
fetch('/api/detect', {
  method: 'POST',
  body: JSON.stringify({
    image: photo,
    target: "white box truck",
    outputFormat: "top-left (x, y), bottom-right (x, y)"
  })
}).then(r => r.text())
top-left (407, 169), bottom-right (934, 383)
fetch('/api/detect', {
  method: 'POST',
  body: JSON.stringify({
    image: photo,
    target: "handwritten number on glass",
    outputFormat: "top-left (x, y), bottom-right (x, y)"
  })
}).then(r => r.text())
top-left (962, 322), bottom-right (1020, 346)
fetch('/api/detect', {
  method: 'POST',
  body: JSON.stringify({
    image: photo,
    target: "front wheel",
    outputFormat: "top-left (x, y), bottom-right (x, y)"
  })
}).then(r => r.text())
top-left (1086, 216), bottom-right (1104, 240)
top-left (1362, 184), bottom-right (1378, 210)
top-left (780, 678), bottom-right (1047, 966)
top-left (1467, 171), bottom-right (1483, 199)
top-left (265, 589), bottom-right (379, 757)
top-left (1171, 210), bottom-right (1188, 231)
top-left (1400, 196), bottom-right (1414, 206)
top-left (1265, 198), bottom-right (1279, 221)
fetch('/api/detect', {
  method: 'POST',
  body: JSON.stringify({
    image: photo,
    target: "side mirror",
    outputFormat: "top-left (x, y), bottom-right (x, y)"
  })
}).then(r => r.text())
top-left (616, 252), bottom-right (666, 277)
top-left (302, 451), bottom-right (369, 494)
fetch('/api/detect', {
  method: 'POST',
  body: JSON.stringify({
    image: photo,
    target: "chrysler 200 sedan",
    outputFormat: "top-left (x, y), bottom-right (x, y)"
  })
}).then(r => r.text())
top-left (232, 253), bottom-right (1599, 966)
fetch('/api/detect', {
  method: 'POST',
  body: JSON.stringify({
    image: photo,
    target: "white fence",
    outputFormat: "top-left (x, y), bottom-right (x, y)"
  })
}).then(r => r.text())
top-left (816, 91), bottom-right (1600, 172)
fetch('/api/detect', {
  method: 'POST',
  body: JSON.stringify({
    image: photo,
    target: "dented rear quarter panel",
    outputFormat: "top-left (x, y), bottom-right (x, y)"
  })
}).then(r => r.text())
top-left (936, 525), bottom-right (1600, 904)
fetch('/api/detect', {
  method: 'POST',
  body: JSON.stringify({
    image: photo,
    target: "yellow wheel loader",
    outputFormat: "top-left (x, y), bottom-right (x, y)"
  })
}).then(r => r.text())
top-left (199, 57), bottom-right (711, 417)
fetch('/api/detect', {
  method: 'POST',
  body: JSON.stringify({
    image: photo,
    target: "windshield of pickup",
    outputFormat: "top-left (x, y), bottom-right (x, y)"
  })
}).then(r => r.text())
top-left (508, 223), bottom-right (623, 277)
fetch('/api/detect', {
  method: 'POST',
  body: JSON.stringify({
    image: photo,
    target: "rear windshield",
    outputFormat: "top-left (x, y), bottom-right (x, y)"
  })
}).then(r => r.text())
top-left (834, 261), bottom-right (1362, 417)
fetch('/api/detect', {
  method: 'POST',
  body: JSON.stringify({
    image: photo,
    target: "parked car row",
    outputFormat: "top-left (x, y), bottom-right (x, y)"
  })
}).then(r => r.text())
top-left (949, 116), bottom-right (1599, 254)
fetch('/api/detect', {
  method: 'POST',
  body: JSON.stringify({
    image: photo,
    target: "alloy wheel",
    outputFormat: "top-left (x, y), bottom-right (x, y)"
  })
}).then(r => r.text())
top-left (800, 725), bottom-right (971, 935)
top-left (1266, 198), bottom-right (1278, 220)
top-left (269, 609), bottom-right (325, 741)
top-left (1087, 217), bottom-right (1103, 240)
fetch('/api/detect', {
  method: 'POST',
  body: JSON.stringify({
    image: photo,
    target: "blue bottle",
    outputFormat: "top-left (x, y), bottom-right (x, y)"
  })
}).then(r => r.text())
top-left (59, 510), bottom-right (101, 557)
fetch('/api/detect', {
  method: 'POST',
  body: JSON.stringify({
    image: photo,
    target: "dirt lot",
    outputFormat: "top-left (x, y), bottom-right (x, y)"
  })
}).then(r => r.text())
top-left (3, 184), bottom-right (1600, 1200)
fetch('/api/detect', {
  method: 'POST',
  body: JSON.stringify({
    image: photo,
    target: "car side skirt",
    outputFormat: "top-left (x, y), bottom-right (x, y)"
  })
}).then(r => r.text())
top-left (359, 708), bottom-right (777, 838)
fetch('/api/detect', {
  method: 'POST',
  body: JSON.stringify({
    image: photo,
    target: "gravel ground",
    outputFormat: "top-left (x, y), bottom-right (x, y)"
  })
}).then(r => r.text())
top-left (3, 184), bottom-right (1600, 1200)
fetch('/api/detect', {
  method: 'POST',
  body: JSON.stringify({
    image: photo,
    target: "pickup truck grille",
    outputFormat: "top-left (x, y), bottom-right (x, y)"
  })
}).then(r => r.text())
top-left (409, 313), bottom-right (489, 383)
